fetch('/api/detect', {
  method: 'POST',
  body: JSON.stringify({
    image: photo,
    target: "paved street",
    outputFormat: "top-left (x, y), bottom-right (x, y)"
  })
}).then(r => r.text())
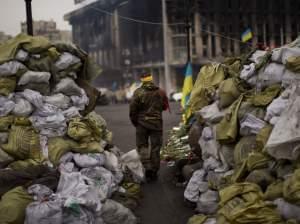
top-left (96, 102), bottom-right (194, 224)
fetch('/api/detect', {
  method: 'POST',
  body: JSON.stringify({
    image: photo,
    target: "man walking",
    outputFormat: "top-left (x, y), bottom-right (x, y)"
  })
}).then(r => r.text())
top-left (129, 73), bottom-right (169, 181)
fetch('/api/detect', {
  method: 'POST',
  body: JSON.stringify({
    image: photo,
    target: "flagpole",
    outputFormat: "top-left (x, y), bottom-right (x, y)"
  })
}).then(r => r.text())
top-left (24, 0), bottom-right (33, 36)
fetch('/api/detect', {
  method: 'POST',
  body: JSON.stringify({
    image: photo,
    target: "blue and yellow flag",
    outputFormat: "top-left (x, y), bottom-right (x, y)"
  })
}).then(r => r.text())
top-left (181, 62), bottom-right (193, 109)
top-left (241, 28), bottom-right (253, 43)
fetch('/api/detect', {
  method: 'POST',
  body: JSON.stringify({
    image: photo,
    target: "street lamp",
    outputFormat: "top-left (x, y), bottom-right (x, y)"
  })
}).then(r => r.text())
top-left (24, 0), bottom-right (33, 35)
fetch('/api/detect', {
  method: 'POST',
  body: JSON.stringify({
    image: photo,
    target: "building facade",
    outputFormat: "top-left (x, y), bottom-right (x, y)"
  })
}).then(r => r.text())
top-left (21, 20), bottom-right (72, 43)
top-left (65, 0), bottom-right (300, 93)
top-left (0, 32), bottom-right (12, 44)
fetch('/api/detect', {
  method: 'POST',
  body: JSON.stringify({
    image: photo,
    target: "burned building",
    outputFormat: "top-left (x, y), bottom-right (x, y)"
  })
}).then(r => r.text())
top-left (65, 0), bottom-right (300, 93)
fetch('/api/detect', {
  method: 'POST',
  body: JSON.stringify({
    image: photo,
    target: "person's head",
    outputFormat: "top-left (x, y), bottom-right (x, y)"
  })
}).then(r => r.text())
top-left (140, 73), bottom-right (153, 83)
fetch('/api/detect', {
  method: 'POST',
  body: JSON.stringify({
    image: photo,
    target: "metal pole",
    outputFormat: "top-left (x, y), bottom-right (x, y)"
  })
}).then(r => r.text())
top-left (162, 0), bottom-right (172, 95)
top-left (25, 0), bottom-right (33, 35)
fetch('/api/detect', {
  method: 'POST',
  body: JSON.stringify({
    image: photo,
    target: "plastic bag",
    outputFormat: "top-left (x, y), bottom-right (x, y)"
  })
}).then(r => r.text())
top-left (15, 49), bottom-right (29, 61)
top-left (196, 102), bottom-right (225, 124)
top-left (184, 169), bottom-right (206, 202)
top-left (33, 103), bottom-right (59, 117)
top-left (101, 199), bottom-right (137, 224)
top-left (54, 78), bottom-right (82, 96)
top-left (56, 172), bottom-right (102, 212)
top-left (55, 52), bottom-right (81, 71)
top-left (62, 107), bottom-right (81, 120)
top-left (81, 166), bottom-right (116, 200)
top-left (274, 198), bottom-right (300, 221)
top-left (73, 153), bottom-right (106, 168)
top-left (0, 96), bottom-right (15, 116)
top-left (0, 60), bottom-right (26, 76)
top-left (18, 70), bottom-right (51, 85)
top-left (240, 113), bottom-right (266, 136)
top-left (120, 149), bottom-right (145, 183)
top-left (71, 88), bottom-right (89, 111)
top-left (44, 93), bottom-right (71, 109)
top-left (63, 206), bottom-right (95, 224)
top-left (12, 96), bottom-right (33, 116)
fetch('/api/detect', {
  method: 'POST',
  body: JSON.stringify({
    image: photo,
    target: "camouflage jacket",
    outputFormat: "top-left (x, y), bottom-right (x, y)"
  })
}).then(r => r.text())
top-left (129, 82), bottom-right (169, 130)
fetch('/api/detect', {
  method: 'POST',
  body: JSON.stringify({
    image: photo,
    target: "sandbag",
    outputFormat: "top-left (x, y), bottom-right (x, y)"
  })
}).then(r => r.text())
top-left (184, 169), bottom-right (206, 202)
top-left (196, 101), bottom-right (225, 124)
top-left (12, 97), bottom-right (33, 116)
top-left (196, 190), bottom-right (219, 215)
top-left (234, 136), bottom-right (258, 166)
top-left (283, 169), bottom-right (300, 205)
top-left (218, 78), bottom-right (244, 109)
top-left (266, 86), bottom-right (300, 160)
top-left (249, 50), bottom-right (268, 64)
top-left (1, 125), bottom-right (42, 160)
top-left (240, 63), bottom-right (256, 81)
top-left (251, 84), bottom-right (282, 107)
top-left (256, 63), bottom-right (285, 88)
top-left (62, 107), bottom-right (81, 120)
top-left (20, 89), bottom-right (44, 108)
top-left (0, 146), bottom-right (14, 168)
top-left (0, 132), bottom-right (9, 144)
top-left (245, 169), bottom-right (275, 191)
top-left (199, 126), bottom-right (220, 160)
top-left (18, 70), bottom-right (51, 85)
top-left (101, 199), bottom-right (137, 224)
top-left (246, 152), bottom-right (270, 171)
top-left (286, 56), bottom-right (300, 73)
top-left (67, 117), bottom-right (93, 141)
top-left (44, 93), bottom-right (71, 109)
top-left (0, 186), bottom-right (33, 224)
top-left (264, 180), bottom-right (284, 200)
top-left (272, 47), bottom-right (300, 64)
top-left (240, 113), bottom-right (266, 136)
top-left (71, 88), bottom-right (89, 110)
top-left (187, 215), bottom-right (207, 224)
top-left (15, 49), bottom-right (29, 62)
top-left (0, 60), bottom-right (26, 77)
top-left (0, 76), bottom-right (16, 96)
top-left (220, 144), bottom-right (235, 168)
top-left (25, 185), bottom-right (63, 224)
top-left (274, 198), bottom-right (300, 222)
top-left (54, 78), bottom-right (82, 96)
top-left (120, 149), bottom-right (144, 183)
top-left (54, 52), bottom-right (81, 71)
top-left (0, 115), bottom-right (14, 131)
top-left (188, 122), bottom-right (203, 157)
top-left (73, 153), bottom-right (106, 168)
top-left (63, 206), bottom-right (95, 224)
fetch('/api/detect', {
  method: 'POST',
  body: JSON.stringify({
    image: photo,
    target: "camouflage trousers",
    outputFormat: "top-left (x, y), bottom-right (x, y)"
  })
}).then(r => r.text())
top-left (136, 125), bottom-right (162, 172)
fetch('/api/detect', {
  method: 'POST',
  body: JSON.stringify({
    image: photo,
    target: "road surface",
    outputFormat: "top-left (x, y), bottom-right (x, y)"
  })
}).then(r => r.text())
top-left (96, 102), bottom-right (194, 224)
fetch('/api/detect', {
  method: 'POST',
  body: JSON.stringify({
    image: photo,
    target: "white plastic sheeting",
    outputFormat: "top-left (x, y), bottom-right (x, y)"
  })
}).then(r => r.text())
top-left (44, 94), bottom-right (71, 110)
top-left (184, 169), bottom-right (206, 202)
top-left (73, 153), bottom-right (106, 168)
top-left (240, 113), bottom-right (266, 136)
top-left (0, 61), bottom-right (26, 76)
top-left (12, 96), bottom-right (33, 116)
top-left (18, 71), bottom-right (51, 85)
top-left (55, 52), bottom-right (81, 71)
top-left (54, 78), bottom-right (82, 96)
top-left (21, 89), bottom-right (44, 108)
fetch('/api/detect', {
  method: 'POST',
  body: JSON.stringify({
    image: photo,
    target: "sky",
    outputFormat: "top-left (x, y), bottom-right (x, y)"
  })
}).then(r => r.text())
top-left (0, 0), bottom-right (75, 36)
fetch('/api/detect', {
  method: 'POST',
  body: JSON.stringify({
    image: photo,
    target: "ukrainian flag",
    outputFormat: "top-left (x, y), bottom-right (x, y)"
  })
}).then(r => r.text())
top-left (241, 28), bottom-right (253, 43)
top-left (181, 62), bottom-right (193, 109)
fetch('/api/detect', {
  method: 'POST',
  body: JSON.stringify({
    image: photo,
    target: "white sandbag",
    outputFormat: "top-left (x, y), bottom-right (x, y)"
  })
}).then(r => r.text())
top-left (71, 89), bottom-right (89, 110)
top-left (21, 89), bottom-right (44, 108)
top-left (272, 47), bottom-right (300, 64)
top-left (81, 167), bottom-right (117, 200)
top-left (101, 199), bottom-right (137, 224)
top-left (196, 190), bottom-right (219, 215)
top-left (62, 107), bottom-right (81, 120)
top-left (104, 150), bottom-right (120, 172)
top-left (0, 96), bottom-right (15, 116)
top-left (33, 103), bottom-right (59, 117)
top-left (15, 49), bottom-right (29, 62)
top-left (274, 198), bottom-right (300, 221)
top-left (12, 97), bottom-right (33, 116)
top-left (196, 102), bottom-right (225, 124)
top-left (184, 169), bottom-right (206, 202)
top-left (0, 61), bottom-right (26, 76)
top-left (18, 71), bottom-right (51, 85)
top-left (266, 84), bottom-right (300, 160)
top-left (57, 172), bottom-right (102, 212)
top-left (0, 132), bottom-right (8, 144)
top-left (240, 113), bottom-right (266, 136)
top-left (257, 63), bottom-right (285, 88)
top-left (265, 87), bottom-right (293, 123)
top-left (55, 52), bottom-right (81, 71)
top-left (73, 153), bottom-right (106, 168)
top-left (54, 78), bottom-right (82, 96)
top-left (120, 149), bottom-right (145, 183)
top-left (240, 63), bottom-right (256, 81)
top-left (203, 157), bottom-right (221, 171)
top-left (30, 113), bottom-right (67, 137)
top-left (203, 218), bottom-right (217, 224)
top-left (249, 50), bottom-right (268, 64)
top-left (59, 162), bottom-right (79, 173)
top-left (25, 185), bottom-right (63, 224)
top-left (63, 206), bottom-right (95, 224)
top-left (199, 126), bottom-right (220, 160)
top-left (44, 94), bottom-right (71, 109)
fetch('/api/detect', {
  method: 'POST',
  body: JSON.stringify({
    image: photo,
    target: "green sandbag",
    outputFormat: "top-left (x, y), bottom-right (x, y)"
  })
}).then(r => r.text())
top-left (0, 147), bottom-right (14, 168)
top-left (218, 78), bottom-right (244, 109)
top-left (189, 63), bottom-right (226, 115)
top-left (0, 186), bottom-right (33, 224)
top-left (85, 111), bottom-right (108, 141)
top-left (0, 33), bottom-right (51, 64)
top-left (0, 116), bottom-right (14, 131)
top-left (264, 180), bottom-right (284, 200)
top-left (8, 159), bottom-right (40, 170)
top-left (16, 82), bottom-right (50, 95)
top-left (234, 136), bottom-right (258, 166)
top-left (246, 152), bottom-right (270, 171)
top-left (238, 102), bottom-right (266, 121)
top-left (0, 76), bottom-right (16, 96)
top-left (1, 126), bottom-right (42, 161)
top-left (187, 215), bottom-right (208, 224)
top-left (13, 117), bottom-right (32, 126)
top-left (283, 168), bottom-right (300, 205)
top-left (216, 95), bottom-right (244, 144)
top-left (67, 118), bottom-right (93, 141)
top-left (122, 182), bottom-right (142, 199)
top-left (286, 56), bottom-right (300, 73)
top-left (257, 125), bottom-right (273, 151)
top-left (251, 84), bottom-right (281, 106)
